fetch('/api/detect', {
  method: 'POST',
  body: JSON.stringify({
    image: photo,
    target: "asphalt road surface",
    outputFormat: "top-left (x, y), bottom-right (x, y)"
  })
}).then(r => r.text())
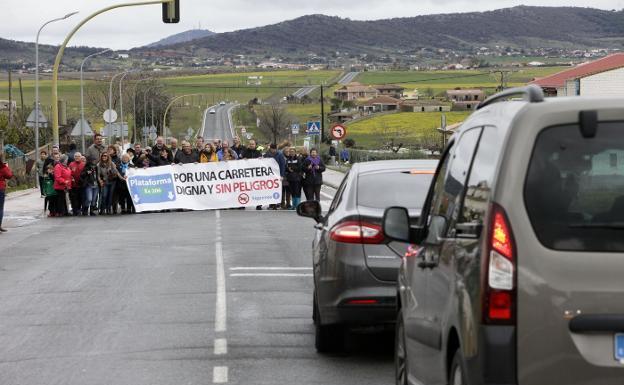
top-left (337, 72), bottom-right (360, 85)
top-left (0, 187), bottom-right (393, 385)
top-left (292, 85), bottom-right (318, 99)
top-left (203, 104), bottom-right (237, 142)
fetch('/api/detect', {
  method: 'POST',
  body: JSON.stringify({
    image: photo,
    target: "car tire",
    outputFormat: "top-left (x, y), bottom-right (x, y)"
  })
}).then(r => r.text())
top-left (395, 309), bottom-right (408, 385)
top-left (449, 349), bottom-right (467, 385)
top-left (313, 295), bottom-right (344, 353)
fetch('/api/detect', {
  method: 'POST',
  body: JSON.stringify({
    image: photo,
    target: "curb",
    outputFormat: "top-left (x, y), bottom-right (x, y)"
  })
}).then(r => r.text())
top-left (6, 188), bottom-right (39, 200)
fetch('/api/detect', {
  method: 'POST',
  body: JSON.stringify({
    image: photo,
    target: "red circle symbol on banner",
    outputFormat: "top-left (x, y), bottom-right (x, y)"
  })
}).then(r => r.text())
top-left (238, 193), bottom-right (250, 205)
top-left (331, 124), bottom-right (347, 140)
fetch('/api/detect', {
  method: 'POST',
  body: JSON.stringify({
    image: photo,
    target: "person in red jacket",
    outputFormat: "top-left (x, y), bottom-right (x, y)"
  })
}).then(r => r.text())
top-left (53, 155), bottom-right (72, 217)
top-left (68, 152), bottom-right (85, 216)
top-left (0, 153), bottom-right (14, 232)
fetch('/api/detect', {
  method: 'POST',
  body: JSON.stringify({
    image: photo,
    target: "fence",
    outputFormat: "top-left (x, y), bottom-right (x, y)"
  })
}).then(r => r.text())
top-left (328, 148), bottom-right (432, 164)
top-left (5, 157), bottom-right (36, 189)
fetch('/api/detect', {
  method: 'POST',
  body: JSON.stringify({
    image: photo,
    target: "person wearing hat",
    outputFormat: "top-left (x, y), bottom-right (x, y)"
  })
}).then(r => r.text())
top-left (0, 153), bottom-right (14, 232)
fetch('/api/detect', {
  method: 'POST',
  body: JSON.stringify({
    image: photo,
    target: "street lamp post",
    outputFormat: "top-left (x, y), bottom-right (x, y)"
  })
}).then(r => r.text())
top-left (118, 70), bottom-right (138, 150)
top-left (34, 12), bottom-right (78, 165)
top-left (50, 0), bottom-right (177, 145)
top-left (79, 48), bottom-right (110, 153)
top-left (108, 70), bottom-right (135, 145)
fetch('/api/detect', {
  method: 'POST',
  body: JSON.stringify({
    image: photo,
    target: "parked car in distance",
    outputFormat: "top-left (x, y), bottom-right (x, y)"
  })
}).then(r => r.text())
top-left (384, 85), bottom-right (624, 385)
top-left (298, 159), bottom-right (437, 352)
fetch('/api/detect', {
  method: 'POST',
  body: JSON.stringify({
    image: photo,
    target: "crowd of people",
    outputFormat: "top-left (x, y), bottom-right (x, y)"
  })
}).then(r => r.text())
top-left (32, 134), bottom-right (326, 217)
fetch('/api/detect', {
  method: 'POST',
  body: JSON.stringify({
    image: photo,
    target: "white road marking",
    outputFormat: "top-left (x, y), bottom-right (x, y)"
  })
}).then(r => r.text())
top-left (215, 210), bottom-right (227, 333)
top-left (214, 338), bottom-right (228, 355)
top-left (213, 366), bottom-right (228, 383)
top-left (229, 267), bottom-right (312, 271)
top-left (230, 273), bottom-right (313, 277)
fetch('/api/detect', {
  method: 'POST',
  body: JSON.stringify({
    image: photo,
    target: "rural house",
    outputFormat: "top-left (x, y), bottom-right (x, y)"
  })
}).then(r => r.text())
top-left (334, 82), bottom-right (379, 101)
top-left (357, 96), bottom-right (402, 113)
top-left (446, 89), bottom-right (485, 110)
top-left (531, 53), bottom-right (624, 97)
top-left (373, 84), bottom-right (405, 99)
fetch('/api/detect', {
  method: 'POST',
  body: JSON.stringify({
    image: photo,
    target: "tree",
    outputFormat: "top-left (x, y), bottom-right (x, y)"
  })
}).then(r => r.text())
top-left (374, 118), bottom-right (407, 153)
top-left (256, 103), bottom-right (293, 144)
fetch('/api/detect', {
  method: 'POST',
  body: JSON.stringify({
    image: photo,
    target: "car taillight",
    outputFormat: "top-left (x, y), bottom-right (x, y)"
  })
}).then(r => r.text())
top-left (330, 221), bottom-right (384, 244)
top-left (483, 204), bottom-right (516, 324)
top-left (405, 244), bottom-right (421, 258)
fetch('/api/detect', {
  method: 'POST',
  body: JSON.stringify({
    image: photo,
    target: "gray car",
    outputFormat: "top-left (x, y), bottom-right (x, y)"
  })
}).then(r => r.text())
top-left (298, 159), bottom-right (436, 352)
top-left (384, 85), bottom-right (624, 384)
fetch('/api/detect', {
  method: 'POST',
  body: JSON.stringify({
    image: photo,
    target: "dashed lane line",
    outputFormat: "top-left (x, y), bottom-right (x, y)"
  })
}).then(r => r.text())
top-left (213, 366), bottom-right (228, 383)
top-left (214, 338), bottom-right (228, 355)
top-left (230, 273), bottom-right (313, 277)
top-left (215, 210), bottom-right (227, 333)
top-left (229, 267), bottom-right (312, 271)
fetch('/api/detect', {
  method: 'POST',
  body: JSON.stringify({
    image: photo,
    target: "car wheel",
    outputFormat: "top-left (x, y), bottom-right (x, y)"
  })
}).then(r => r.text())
top-left (449, 349), bottom-right (467, 385)
top-left (395, 309), bottom-right (408, 385)
top-left (313, 295), bottom-right (344, 353)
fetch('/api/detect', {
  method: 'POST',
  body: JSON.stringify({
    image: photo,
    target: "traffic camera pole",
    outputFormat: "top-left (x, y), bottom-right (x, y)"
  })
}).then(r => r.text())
top-left (50, 0), bottom-right (178, 145)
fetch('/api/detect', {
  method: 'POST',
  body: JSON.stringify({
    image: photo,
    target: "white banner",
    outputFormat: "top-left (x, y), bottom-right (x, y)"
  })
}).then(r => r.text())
top-left (126, 158), bottom-right (282, 212)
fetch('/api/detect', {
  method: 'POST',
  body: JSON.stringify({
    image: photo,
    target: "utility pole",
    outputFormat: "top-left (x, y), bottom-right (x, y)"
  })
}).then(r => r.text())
top-left (320, 85), bottom-right (325, 149)
top-left (8, 69), bottom-right (13, 126)
top-left (18, 78), bottom-right (25, 122)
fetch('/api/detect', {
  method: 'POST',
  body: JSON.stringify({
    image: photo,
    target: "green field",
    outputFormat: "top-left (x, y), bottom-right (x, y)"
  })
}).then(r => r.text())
top-left (346, 111), bottom-right (471, 148)
top-left (0, 70), bottom-right (341, 141)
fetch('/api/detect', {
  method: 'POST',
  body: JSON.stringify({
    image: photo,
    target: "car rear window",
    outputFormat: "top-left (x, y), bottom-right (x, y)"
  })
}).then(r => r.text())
top-left (525, 122), bottom-right (624, 252)
top-left (357, 171), bottom-right (433, 209)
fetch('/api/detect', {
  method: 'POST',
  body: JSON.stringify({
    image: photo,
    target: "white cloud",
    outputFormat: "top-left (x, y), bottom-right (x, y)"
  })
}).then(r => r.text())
top-left (1, 0), bottom-right (623, 49)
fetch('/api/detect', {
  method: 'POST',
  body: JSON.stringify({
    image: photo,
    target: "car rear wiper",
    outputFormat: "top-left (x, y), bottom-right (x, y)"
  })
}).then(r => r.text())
top-left (569, 222), bottom-right (624, 229)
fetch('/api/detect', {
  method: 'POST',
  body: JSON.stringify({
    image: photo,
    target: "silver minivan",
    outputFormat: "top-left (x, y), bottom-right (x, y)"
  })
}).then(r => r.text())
top-left (384, 85), bottom-right (624, 384)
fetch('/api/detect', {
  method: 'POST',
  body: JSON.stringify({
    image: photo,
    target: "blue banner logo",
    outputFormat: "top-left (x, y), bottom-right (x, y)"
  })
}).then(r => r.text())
top-left (128, 173), bottom-right (176, 204)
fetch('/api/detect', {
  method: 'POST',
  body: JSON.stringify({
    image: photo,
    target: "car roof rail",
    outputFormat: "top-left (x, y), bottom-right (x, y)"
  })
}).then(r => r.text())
top-left (477, 84), bottom-right (544, 110)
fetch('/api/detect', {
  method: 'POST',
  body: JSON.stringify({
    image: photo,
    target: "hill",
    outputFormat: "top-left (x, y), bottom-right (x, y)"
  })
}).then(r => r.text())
top-left (146, 29), bottom-right (215, 47)
top-left (139, 6), bottom-right (624, 56)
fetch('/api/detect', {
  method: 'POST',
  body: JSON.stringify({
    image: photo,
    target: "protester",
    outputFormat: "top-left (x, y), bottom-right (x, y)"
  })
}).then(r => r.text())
top-left (0, 153), bottom-right (14, 232)
top-left (108, 145), bottom-right (122, 213)
top-left (68, 152), bottom-right (85, 216)
top-left (43, 145), bottom-right (60, 171)
top-left (152, 147), bottom-right (171, 167)
top-left (199, 143), bottom-right (218, 163)
top-left (231, 137), bottom-right (245, 158)
top-left (86, 134), bottom-right (106, 162)
top-left (43, 163), bottom-right (57, 216)
top-left (152, 136), bottom-right (173, 162)
top-left (340, 147), bottom-right (350, 164)
top-left (285, 147), bottom-right (303, 210)
top-left (281, 146), bottom-right (291, 209)
top-left (302, 148), bottom-right (325, 202)
top-left (169, 138), bottom-right (179, 159)
top-left (329, 144), bottom-right (337, 165)
top-left (35, 150), bottom-right (47, 197)
top-left (217, 141), bottom-right (238, 160)
top-left (117, 153), bottom-right (135, 214)
top-left (175, 141), bottom-right (199, 164)
top-left (194, 137), bottom-right (205, 154)
top-left (67, 143), bottom-right (78, 164)
top-left (132, 143), bottom-right (142, 165)
top-left (221, 148), bottom-right (237, 161)
top-left (241, 139), bottom-right (262, 159)
top-left (53, 155), bottom-right (72, 216)
top-left (80, 156), bottom-right (99, 216)
top-left (97, 152), bottom-right (120, 215)
top-left (264, 143), bottom-right (286, 210)
top-left (139, 154), bottom-right (151, 168)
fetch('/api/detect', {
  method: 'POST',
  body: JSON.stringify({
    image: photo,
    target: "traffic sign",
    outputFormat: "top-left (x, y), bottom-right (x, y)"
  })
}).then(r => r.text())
top-left (306, 121), bottom-right (321, 136)
top-left (331, 124), bottom-right (347, 140)
top-left (71, 119), bottom-right (94, 136)
top-left (149, 126), bottom-right (157, 134)
top-left (142, 126), bottom-right (149, 135)
top-left (292, 123), bottom-right (300, 135)
top-left (149, 132), bottom-right (158, 141)
top-left (103, 109), bottom-right (117, 123)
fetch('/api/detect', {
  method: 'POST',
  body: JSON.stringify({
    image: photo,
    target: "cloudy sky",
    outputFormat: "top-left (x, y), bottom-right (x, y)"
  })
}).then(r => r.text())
top-left (2, 0), bottom-right (624, 49)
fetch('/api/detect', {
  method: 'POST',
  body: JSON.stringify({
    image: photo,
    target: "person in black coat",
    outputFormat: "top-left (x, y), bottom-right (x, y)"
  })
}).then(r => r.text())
top-left (240, 140), bottom-right (262, 159)
top-left (174, 141), bottom-right (200, 164)
top-left (285, 147), bottom-right (303, 209)
top-left (302, 148), bottom-right (325, 202)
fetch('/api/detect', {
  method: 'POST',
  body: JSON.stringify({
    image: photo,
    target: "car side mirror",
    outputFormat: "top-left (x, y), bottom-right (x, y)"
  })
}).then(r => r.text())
top-left (425, 215), bottom-right (448, 245)
top-left (297, 200), bottom-right (323, 223)
top-left (383, 207), bottom-right (410, 242)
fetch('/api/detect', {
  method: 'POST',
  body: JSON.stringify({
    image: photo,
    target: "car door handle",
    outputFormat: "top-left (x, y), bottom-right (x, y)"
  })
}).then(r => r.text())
top-left (569, 314), bottom-right (624, 333)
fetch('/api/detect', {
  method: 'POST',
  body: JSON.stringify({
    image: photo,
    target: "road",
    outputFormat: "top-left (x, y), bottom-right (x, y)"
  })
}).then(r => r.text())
top-left (202, 103), bottom-right (237, 142)
top-left (0, 186), bottom-right (393, 385)
top-left (337, 72), bottom-right (360, 85)
top-left (292, 85), bottom-right (318, 100)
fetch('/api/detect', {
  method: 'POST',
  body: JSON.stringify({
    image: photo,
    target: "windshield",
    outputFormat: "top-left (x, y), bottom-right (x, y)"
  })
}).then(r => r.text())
top-left (525, 122), bottom-right (624, 252)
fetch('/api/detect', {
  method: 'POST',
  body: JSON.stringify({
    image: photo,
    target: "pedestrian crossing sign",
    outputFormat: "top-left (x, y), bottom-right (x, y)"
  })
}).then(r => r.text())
top-left (306, 121), bottom-right (321, 135)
